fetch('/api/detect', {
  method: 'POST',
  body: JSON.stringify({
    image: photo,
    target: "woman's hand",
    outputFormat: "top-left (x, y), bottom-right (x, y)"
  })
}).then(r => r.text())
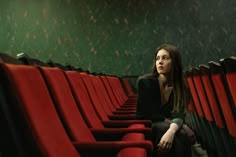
top-left (157, 122), bottom-right (179, 152)
top-left (157, 129), bottom-right (175, 152)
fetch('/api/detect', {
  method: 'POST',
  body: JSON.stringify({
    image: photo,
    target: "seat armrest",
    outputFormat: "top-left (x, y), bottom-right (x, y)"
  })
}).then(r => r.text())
top-left (102, 120), bottom-right (152, 128)
top-left (90, 128), bottom-right (151, 141)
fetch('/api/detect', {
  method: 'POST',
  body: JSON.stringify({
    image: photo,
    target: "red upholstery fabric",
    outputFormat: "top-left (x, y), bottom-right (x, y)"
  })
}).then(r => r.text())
top-left (90, 75), bottom-right (118, 113)
top-left (65, 71), bottom-right (151, 128)
top-left (89, 74), bottom-right (136, 115)
top-left (66, 71), bottom-right (107, 127)
top-left (200, 74), bottom-right (225, 128)
top-left (39, 67), bottom-right (97, 142)
top-left (121, 78), bottom-right (137, 97)
top-left (80, 73), bottom-right (116, 119)
top-left (188, 100), bottom-right (197, 113)
top-left (0, 63), bottom-right (80, 157)
top-left (225, 73), bottom-right (236, 107)
top-left (117, 147), bottom-right (146, 157)
top-left (192, 74), bottom-right (214, 122)
top-left (100, 76), bottom-right (136, 110)
top-left (0, 63), bottom-right (152, 156)
top-left (80, 73), bottom-right (136, 120)
top-left (73, 140), bottom-right (152, 157)
top-left (186, 75), bottom-right (204, 117)
top-left (107, 77), bottom-right (127, 104)
top-left (107, 76), bottom-right (136, 105)
top-left (210, 73), bottom-right (236, 137)
top-left (100, 76), bottom-right (124, 109)
top-left (222, 57), bottom-right (236, 108)
top-left (39, 67), bottom-right (152, 139)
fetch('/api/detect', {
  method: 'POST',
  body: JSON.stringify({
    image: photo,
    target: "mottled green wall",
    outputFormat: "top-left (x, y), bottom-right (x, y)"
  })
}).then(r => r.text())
top-left (0, 0), bottom-right (235, 76)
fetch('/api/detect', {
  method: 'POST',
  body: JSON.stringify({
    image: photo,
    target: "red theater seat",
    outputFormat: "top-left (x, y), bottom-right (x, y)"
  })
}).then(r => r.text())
top-left (100, 76), bottom-right (136, 111)
top-left (0, 63), bottom-right (152, 157)
top-left (90, 75), bottom-right (136, 115)
top-left (0, 63), bottom-right (80, 157)
top-left (39, 67), bottom-right (151, 137)
top-left (208, 61), bottom-right (236, 138)
top-left (199, 64), bottom-right (236, 157)
top-left (65, 71), bottom-right (151, 128)
top-left (107, 76), bottom-right (136, 105)
top-left (80, 73), bottom-right (136, 120)
top-left (221, 56), bottom-right (236, 116)
top-left (121, 78), bottom-right (137, 97)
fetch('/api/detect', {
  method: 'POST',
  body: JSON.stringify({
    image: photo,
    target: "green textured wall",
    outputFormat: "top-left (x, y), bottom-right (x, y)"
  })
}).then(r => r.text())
top-left (0, 0), bottom-right (235, 76)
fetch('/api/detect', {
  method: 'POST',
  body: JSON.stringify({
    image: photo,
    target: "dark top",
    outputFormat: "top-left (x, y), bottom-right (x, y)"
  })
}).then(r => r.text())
top-left (136, 73), bottom-right (185, 127)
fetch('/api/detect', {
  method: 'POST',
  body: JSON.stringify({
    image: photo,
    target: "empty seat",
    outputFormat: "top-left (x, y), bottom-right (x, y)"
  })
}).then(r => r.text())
top-left (186, 69), bottom-right (213, 151)
top-left (90, 75), bottom-right (135, 115)
top-left (192, 67), bottom-right (228, 157)
top-left (79, 72), bottom-right (137, 120)
top-left (107, 76), bottom-right (136, 106)
top-left (0, 63), bottom-right (152, 157)
top-left (208, 61), bottom-right (236, 138)
top-left (39, 67), bottom-right (151, 137)
top-left (65, 71), bottom-right (151, 128)
top-left (221, 56), bottom-right (236, 116)
top-left (199, 64), bottom-right (236, 157)
top-left (120, 78), bottom-right (137, 97)
top-left (100, 76), bottom-right (136, 111)
top-left (82, 73), bottom-right (136, 119)
top-left (208, 61), bottom-right (236, 157)
top-left (0, 63), bottom-right (80, 157)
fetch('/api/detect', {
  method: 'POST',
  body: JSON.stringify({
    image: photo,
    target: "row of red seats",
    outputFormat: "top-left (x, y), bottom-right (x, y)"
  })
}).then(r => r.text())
top-left (0, 53), bottom-right (152, 157)
top-left (185, 56), bottom-right (236, 157)
top-left (121, 78), bottom-right (137, 98)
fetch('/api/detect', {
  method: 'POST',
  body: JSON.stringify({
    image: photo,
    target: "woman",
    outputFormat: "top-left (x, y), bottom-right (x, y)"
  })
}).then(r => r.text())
top-left (136, 44), bottom-right (193, 157)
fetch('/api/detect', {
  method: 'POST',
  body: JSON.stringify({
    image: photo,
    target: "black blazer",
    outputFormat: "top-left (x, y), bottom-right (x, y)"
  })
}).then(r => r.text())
top-left (136, 73), bottom-right (185, 124)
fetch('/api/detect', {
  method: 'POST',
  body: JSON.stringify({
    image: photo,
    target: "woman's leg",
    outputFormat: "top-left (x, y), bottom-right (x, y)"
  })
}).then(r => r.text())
top-left (152, 122), bottom-right (192, 157)
top-left (152, 121), bottom-right (172, 157)
top-left (173, 128), bottom-right (192, 157)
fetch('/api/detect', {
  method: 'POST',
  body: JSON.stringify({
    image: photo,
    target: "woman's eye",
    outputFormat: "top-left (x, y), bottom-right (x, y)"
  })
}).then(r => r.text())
top-left (156, 56), bottom-right (170, 61)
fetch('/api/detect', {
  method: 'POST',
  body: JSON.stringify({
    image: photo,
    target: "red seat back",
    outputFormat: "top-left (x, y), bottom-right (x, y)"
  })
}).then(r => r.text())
top-left (0, 63), bottom-right (80, 157)
top-left (199, 65), bottom-right (225, 128)
top-left (100, 76), bottom-right (121, 108)
top-left (185, 70), bottom-right (204, 117)
top-left (79, 72), bottom-right (110, 121)
top-left (209, 62), bottom-right (236, 137)
top-left (192, 68), bottom-right (214, 122)
top-left (65, 71), bottom-right (108, 127)
top-left (121, 78), bottom-right (137, 97)
top-left (39, 67), bottom-right (96, 141)
top-left (222, 57), bottom-right (236, 111)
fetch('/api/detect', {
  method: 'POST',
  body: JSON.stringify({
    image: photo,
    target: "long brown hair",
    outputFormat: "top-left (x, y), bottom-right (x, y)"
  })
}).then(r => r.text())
top-left (152, 44), bottom-right (190, 112)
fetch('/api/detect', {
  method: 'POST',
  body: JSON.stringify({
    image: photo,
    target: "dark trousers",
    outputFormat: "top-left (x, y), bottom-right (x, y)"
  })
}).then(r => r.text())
top-left (152, 121), bottom-right (192, 157)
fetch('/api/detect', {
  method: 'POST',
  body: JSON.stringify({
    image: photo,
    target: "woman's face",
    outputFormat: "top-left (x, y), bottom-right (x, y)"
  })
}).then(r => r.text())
top-left (156, 49), bottom-right (172, 76)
